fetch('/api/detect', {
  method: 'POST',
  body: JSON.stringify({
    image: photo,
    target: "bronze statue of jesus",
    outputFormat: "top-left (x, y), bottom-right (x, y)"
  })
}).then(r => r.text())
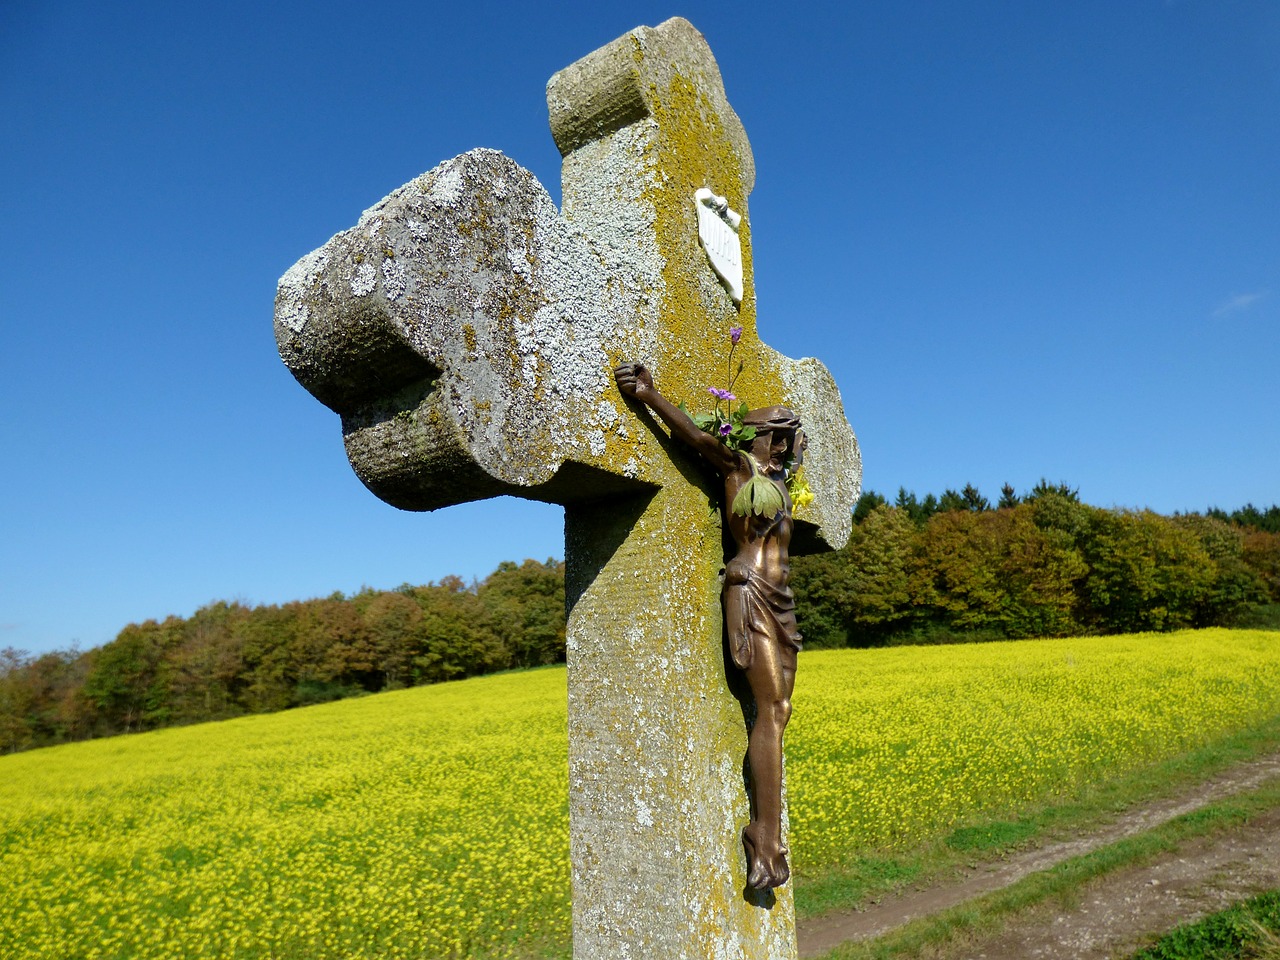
top-left (615, 361), bottom-right (803, 891)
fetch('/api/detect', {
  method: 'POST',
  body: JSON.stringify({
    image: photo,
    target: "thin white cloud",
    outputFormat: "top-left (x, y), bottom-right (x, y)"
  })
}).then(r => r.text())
top-left (1212, 290), bottom-right (1269, 318)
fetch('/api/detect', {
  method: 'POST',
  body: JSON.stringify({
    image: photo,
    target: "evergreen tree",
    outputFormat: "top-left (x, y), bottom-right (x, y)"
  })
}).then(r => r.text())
top-left (1026, 479), bottom-right (1080, 503)
top-left (961, 483), bottom-right (990, 512)
top-left (997, 483), bottom-right (1020, 510)
top-left (852, 489), bottom-right (887, 524)
top-left (895, 487), bottom-right (922, 523)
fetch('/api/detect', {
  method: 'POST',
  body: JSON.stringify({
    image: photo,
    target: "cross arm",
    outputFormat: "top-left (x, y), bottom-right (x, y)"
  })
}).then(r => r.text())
top-left (273, 149), bottom-right (657, 513)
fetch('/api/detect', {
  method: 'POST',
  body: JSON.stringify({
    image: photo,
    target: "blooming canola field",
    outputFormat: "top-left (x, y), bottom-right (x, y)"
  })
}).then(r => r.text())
top-left (2, 629), bottom-right (1278, 959)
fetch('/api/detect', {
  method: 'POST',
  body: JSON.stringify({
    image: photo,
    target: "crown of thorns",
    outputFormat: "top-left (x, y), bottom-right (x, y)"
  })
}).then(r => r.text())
top-left (742, 406), bottom-right (801, 432)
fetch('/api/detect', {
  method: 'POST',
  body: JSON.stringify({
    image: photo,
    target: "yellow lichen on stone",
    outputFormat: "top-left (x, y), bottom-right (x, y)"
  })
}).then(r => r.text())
top-left (641, 69), bottom-right (789, 422)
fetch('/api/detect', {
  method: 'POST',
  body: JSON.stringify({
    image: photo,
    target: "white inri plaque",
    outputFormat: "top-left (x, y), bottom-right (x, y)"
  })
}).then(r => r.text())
top-left (694, 187), bottom-right (743, 304)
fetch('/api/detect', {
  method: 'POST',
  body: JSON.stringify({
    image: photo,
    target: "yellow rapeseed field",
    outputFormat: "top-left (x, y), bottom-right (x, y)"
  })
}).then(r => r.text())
top-left (788, 629), bottom-right (1280, 863)
top-left (2, 629), bottom-right (1278, 959)
top-left (1, 668), bottom-right (572, 960)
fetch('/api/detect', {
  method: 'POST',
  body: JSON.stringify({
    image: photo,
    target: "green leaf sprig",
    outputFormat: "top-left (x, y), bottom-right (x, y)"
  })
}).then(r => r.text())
top-left (731, 457), bottom-right (786, 517)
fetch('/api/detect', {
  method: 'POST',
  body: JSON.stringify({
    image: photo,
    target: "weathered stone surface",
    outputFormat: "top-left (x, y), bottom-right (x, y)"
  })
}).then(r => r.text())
top-left (274, 16), bottom-right (861, 960)
top-left (274, 149), bottom-right (646, 511)
top-left (273, 18), bottom-right (858, 550)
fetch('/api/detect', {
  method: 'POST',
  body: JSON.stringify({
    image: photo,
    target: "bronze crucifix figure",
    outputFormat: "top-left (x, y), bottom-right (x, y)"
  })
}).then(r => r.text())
top-left (615, 361), bottom-right (803, 890)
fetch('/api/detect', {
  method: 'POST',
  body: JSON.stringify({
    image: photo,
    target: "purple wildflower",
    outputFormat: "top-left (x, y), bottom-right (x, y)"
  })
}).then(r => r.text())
top-left (730, 325), bottom-right (743, 345)
top-left (719, 422), bottom-right (732, 437)
top-left (708, 387), bottom-right (736, 402)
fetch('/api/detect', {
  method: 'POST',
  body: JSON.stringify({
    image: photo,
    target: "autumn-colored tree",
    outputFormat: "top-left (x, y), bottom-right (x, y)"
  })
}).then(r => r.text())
top-left (792, 503), bottom-right (917, 647)
top-left (1242, 530), bottom-right (1280, 602)
top-left (1170, 514), bottom-right (1268, 625)
top-left (80, 621), bottom-right (174, 733)
top-left (1028, 488), bottom-right (1094, 542)
top-left (0, 647), bottom-right (96, 750)
top-left (477, 559), bottom-right (566, 668)
top-left (361, 590), bottom-right (423, 689)
top-left (1078, 510), bottom-right (1216, 633)
top-left (288, 596), bottom-right (374, 700)
top-left (165, 603), bottom-right (249, 723)
top-left (0, 647), bottom-right (34, 753)
top-left (909, 504), bottom-right (1086, 639)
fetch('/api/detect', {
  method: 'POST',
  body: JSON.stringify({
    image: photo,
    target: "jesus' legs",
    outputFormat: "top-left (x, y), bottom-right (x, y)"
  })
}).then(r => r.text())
top-left (742, 650), bottom-right (794, 890)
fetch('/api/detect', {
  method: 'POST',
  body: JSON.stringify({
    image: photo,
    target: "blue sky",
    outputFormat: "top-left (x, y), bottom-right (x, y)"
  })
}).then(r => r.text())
top-left (2, 1), bottom-right (1277, 656)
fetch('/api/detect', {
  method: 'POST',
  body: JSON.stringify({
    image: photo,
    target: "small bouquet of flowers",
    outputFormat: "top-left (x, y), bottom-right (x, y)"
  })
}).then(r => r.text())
top-left (682, 325), bottom-right (815, 516)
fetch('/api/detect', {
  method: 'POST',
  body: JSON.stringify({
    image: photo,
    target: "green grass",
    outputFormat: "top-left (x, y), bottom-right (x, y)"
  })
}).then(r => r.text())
top-left (944, 819), bottom-right (1039, 852)
top-left (1128, 891), bottom-right (1280, 959)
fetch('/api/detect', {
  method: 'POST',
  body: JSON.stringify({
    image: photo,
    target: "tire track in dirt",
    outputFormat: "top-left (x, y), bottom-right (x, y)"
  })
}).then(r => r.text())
top-left (797, 750), bottom-right (1280, 958)
top-left (963, 808), bottom-right (1280, 959)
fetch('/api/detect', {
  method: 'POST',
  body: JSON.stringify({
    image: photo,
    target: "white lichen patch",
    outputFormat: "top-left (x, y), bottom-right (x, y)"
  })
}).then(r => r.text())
top-left (430, 161), bottom-right (465, 206)
top-left (276, 290), bottom-right (310, 334)
top-left (634, 796), bottom-right (655, 827)
top-left (596, 398), bottom-right (620, 429)
top-left (507, 233), bottom-right (532, 279)
top-left (275, 248), bottom-right (329, 334)
top-left (381, 258), bottom-right (406, 300)
top-left (349, 261), bottom-right (377, 297)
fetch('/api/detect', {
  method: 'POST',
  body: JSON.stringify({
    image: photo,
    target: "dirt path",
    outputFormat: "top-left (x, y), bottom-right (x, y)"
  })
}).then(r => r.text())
top-left (797, 751), bottom-right (1280, 958)
top-left (961, 808), bottom-right (1280, 959)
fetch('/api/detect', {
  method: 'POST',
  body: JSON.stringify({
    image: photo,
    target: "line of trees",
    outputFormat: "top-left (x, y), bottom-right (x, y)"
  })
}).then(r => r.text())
top-left (791, 483), bottom-right (1280, 648)
top-left (0, 559), bottom-right (565, 754)
top-left (3, 489), bottom-right (1278, 754)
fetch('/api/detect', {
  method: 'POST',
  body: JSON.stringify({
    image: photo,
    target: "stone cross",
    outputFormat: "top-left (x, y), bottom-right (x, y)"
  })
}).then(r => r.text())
top-left (274, 18), bottom-right (860, 960)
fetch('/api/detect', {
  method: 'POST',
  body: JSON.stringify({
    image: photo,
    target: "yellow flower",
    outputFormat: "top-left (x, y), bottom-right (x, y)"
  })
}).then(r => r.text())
top-left (787, 465), bottom-right (815, 514)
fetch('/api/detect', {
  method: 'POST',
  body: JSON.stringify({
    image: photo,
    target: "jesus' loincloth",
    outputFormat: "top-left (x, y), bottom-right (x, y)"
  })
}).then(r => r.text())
top-left (723, 559), bottom-right (803, 671)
